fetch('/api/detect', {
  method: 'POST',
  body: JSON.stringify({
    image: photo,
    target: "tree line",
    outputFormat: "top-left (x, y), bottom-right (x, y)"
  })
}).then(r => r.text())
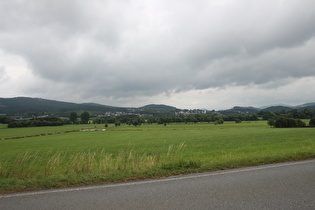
top-left (2, 108), bottom-right (315, 128)
top-left (268, 117), bottom-right (315, 128)
top-left (2, 111), bottom-right (90, 128)
top-left (92, 109), bottom-right (315, 125)
top-left (7, 116), bottom-right (64, 128)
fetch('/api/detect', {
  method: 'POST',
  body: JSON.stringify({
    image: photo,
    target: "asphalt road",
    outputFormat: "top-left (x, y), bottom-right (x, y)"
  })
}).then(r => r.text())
top-left (1, 159), bottom-right (314, 210)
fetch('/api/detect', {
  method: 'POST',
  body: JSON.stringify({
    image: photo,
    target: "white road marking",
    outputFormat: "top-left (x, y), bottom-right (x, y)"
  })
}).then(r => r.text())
top-left (1, 159), bottom-right (314, 199)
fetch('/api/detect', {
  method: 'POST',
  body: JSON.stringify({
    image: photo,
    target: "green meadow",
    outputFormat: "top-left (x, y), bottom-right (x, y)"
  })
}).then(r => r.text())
top-left (0, 121), bottom-right (314, 193)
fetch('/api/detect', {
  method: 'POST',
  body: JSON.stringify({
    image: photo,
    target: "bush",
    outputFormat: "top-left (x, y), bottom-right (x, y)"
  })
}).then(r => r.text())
top-left (214, 119), bottom-right (224, 125)
top-left (267, 118), bottom-right (275, 127)
top-left (235, 118), bottom-right (242, 123)
top-left (309, 118), bottom-right (315, 127)
top-left (274, 117), bottom-right (306, 128)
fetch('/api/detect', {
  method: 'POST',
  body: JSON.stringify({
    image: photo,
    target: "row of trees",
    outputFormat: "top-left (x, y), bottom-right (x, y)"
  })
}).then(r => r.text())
top-left (3, 108), bottom-right (315, 128)
top-left (69, 111), bottom-right (90, 124)
top-left (268, 117), bottom-right (315, 128)
top-left (92, 113), bottom-right (255, 125)
top-left (88, 109), bottom-right (315, 126)
top-left (3, 111), bottom-right (91, 128)
top-left (7, 116), bottom-right (64, 128)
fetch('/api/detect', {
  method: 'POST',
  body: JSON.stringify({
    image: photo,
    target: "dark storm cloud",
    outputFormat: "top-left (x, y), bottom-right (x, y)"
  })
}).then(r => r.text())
top-left (1, 0), bottom-right (315, 100)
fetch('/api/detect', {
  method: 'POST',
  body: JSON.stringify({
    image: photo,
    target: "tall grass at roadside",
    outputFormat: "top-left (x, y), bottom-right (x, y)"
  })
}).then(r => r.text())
top-left (0, 142), bottom-right (196, 182)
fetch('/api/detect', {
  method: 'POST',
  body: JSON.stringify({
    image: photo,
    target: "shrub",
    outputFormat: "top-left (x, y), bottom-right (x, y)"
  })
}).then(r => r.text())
top-left (267, 118), bottom-right (275, 127)
top-left (309, 118), bottom-right (315, 127)
top-left (214, 119), bottom-right (224, 125)
top-left (235, 118), bottom-right (242, 123)
top-left (274, 117), bottom-right (306, 128)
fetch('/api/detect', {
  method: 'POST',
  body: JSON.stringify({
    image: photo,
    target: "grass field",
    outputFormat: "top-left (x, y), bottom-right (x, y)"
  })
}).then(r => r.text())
top-left (0, 121), bottom-right (314, 193)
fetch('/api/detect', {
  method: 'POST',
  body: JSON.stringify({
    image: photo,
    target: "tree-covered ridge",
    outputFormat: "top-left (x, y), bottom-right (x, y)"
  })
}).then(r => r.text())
top-left (0, 97), bottom-right (180, 116)
top-left (140, 104), bottom-right (178, 111)
top-left (0, 97), bottom-right (125, 114)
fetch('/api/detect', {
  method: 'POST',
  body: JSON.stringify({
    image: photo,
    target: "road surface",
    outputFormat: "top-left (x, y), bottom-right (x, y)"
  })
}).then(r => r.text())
top-left (1, 159), bottom-right (314, 209)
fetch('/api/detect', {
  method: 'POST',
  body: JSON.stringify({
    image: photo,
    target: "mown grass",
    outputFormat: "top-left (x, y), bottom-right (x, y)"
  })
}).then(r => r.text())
top-left (0, 121), bottom-right (314, 193)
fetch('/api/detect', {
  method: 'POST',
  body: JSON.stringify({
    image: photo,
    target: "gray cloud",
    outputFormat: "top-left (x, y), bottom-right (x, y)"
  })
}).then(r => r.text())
top-left (0, 66), bottom-right (6, 81)
top-left (1, 0), bottom-right (315, 107)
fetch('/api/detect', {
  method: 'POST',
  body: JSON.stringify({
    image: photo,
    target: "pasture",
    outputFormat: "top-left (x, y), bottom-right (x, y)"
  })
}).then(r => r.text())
top-left (0, 121), bottom-right (314, 193)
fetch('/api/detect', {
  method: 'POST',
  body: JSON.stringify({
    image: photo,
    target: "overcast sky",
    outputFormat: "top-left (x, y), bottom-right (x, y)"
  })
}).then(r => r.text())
top-left (1, 0), bottom-right (315, 110)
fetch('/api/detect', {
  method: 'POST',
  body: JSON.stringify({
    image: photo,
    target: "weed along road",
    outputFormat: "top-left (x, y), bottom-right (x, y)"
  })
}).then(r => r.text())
top-left (1, 159), bottom-right (314, 210)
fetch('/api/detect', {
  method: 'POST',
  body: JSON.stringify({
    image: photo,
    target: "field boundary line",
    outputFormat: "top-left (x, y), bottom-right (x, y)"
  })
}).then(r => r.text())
top-left (1, 129), bottom-right (80, 140)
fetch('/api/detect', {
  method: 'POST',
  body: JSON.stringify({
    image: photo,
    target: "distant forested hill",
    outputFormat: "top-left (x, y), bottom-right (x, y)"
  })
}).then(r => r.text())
top-left (140, 104), bottom-right (178, 111)
top-left (0, 97), bottom-right (179, 115)
top-left (0, 97), bottom-right (125, 114)
top-left (219, 106), bottom-right (260, 115)
top-left (262, 106), bottom-right (293, 112)
top-left (219, 103), bottom-right (315, 114)
top-left (0, 97), bottom-right (314, 116)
